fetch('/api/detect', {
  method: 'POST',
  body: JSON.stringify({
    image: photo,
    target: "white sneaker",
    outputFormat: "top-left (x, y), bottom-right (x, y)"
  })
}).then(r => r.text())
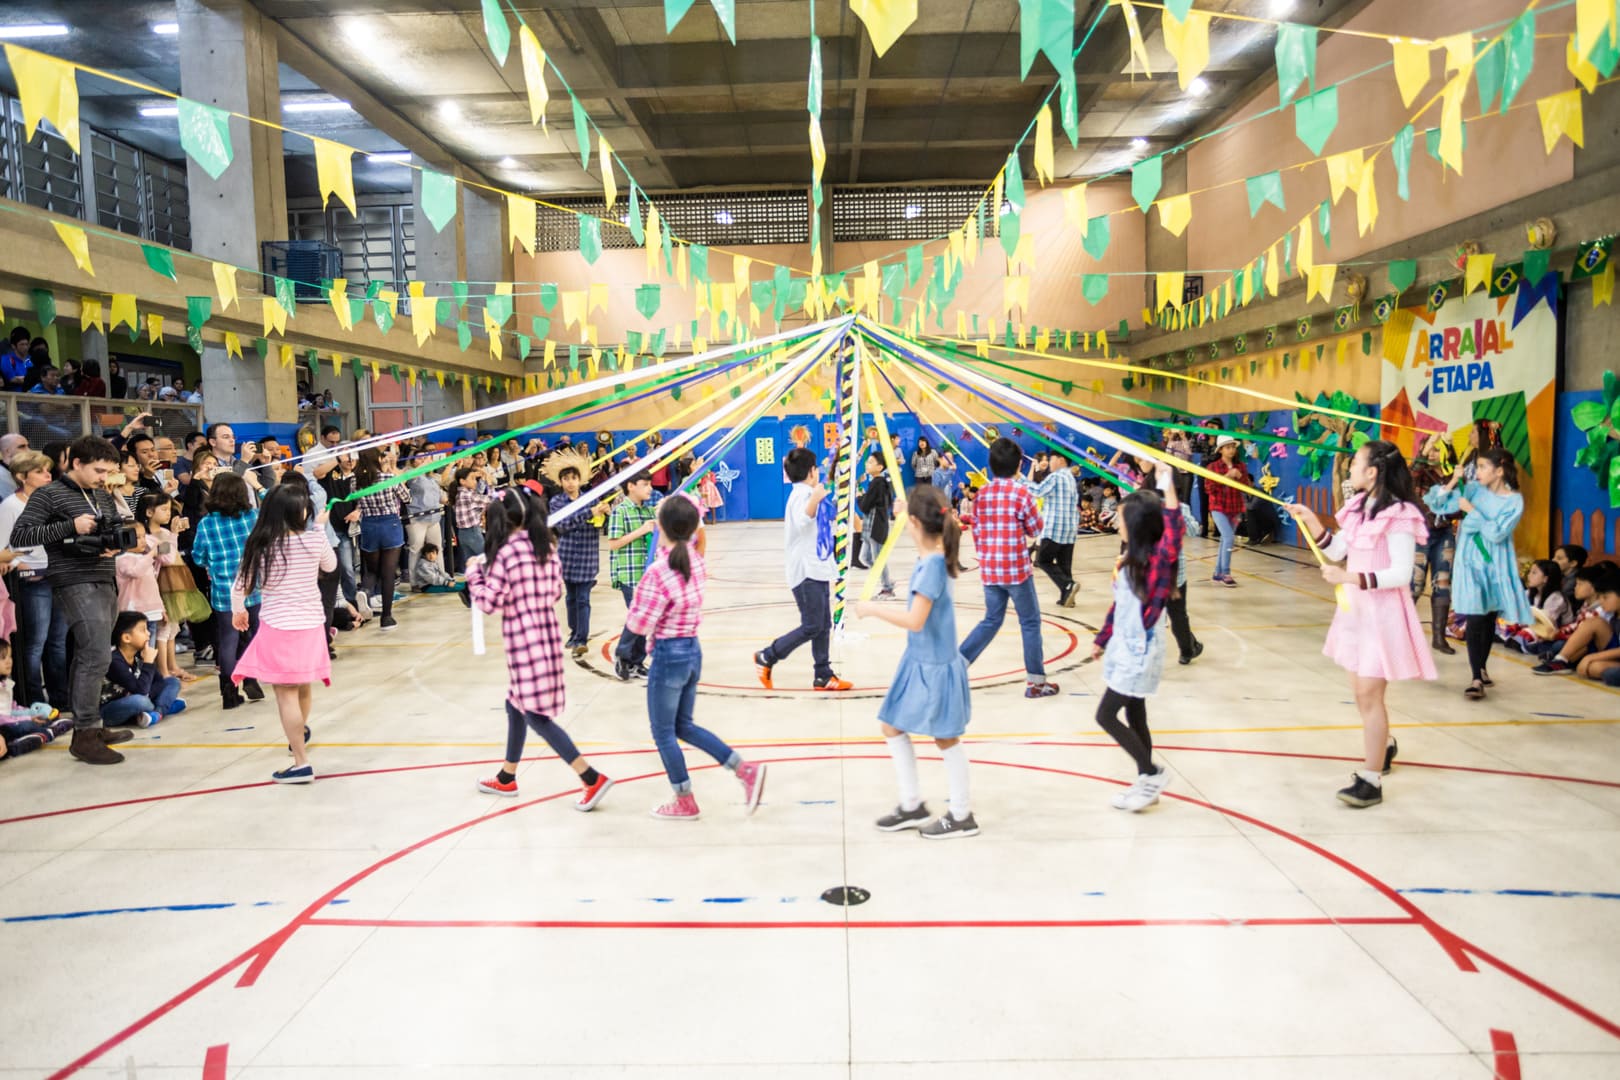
top-left (1110, 777), bottom-right (1147, 810)
top-left (1140, 766), bottom-right (1172, 797)
top-left (1113, 768), bottom-right (1168, 812)
top-left (355, 590), bottom-right (373, 618)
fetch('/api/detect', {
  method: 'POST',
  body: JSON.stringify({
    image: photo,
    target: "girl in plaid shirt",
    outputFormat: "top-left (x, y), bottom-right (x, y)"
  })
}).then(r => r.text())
top-left (626, 495), bottom-right (766, 820)
top-left (468, 488), bottom-right (614, 810)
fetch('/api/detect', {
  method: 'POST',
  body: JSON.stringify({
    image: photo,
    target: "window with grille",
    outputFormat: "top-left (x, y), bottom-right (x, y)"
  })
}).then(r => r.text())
top-left (144, 156), bottom-right (190, 250)
top-left (536, 189), bottom-right (809, 252)
top-left (831, 185), bottom-right (984, 242)
top-left (286, 199), bottom-right (415, 288)
top-left (1, 93), bottom-right (83, 217)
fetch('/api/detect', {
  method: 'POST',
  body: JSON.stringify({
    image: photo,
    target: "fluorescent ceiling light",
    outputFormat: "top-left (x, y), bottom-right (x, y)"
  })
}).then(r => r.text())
top-left (1130, 137), bottom-right (1149, 150)
top-left (283, 100), bottom-right (352, 114)
top-left (1187, 77), bottom-right (1209, 96)
top-left (903, 204), bottom-right (922, 219)
top-left (152, 22), bottom-right (178, 35)
top-left (367, 151), bottom-right (411, 164)
top-left (0, 24), bottom-right (70, 39)
top-left (438, 101), bottom-right (462, 122)
top-left (497, 156), bottom-right (518, 168)
top-left (1269, 0), bottom-right (1296, 15)
top-left (140, 104), bottom-right (180, 118)
top-left (713, 210), bottom-right (734, 225)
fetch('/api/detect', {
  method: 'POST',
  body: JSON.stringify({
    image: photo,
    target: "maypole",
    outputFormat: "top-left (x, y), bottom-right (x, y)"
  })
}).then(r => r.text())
top-left (830, 324), bottom-right (861, 638)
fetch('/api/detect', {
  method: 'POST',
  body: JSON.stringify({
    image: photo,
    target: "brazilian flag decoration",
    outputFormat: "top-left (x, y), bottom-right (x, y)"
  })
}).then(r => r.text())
top-left (1573, 238), bottom-right (1611, 280)
top-left (1426, 279), bottom-right (1451, 313)
top-left (1489, 262), bottom-right (1522, 298)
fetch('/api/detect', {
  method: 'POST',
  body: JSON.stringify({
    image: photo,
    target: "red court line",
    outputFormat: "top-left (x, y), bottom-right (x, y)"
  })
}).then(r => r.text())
top-left (1489, 1029), bottom-right (1521, 1080)
top-left (304, 915), bottom-right (1417, 931)
top-left (46, 753), bottom-right (1620, 1078)
top-left (202, 1043), bottom-right (229, 1080)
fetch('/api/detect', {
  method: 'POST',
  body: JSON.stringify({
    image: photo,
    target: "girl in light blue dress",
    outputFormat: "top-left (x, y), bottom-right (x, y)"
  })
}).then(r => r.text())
top-left (1424, 448), bottom-right (1530, 700)
top-left (855, 486), bottom-right (976, 840)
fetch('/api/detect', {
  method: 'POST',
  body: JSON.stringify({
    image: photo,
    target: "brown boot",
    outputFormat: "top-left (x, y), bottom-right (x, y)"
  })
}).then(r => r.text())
top-left (95, 727), bottom-right (134, 745)
top-left (1430, 598), bottom-right (1455, 655)
top-left (70, 729), bottom-right (125, 765)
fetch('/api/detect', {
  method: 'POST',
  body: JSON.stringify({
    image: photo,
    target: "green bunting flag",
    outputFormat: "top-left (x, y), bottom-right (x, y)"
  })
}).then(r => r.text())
top-left (517, 335), bottom-right (531, 360)
top-left (1004, 152), bottom-right (1026, 211)
top-left (571, 95), bottom-right (590, 169)
top-left (636, 283), bottom-right (661, 319)
top-left (305, 350), bottom-right (320, 375)
top-left (906, 244), bottom-right (924, 286)
top-left (1245, 171), bottom-right (1285, 217)
top-left (1131, 153), bottom-right (1163, 214)
top-left (254, 337), bottom-right (268, 358)
top-left (690, 244), bottom-right (710, 284)
top-left (453, 281), bottom-right (469, 309)
top-left (1473, 34), bottom-right (1505, 113)
top-left (1275, 23), bottom-right (1318, 105)
top-left (479, 0), bottom-right (511, 64)
top-left (1501, 12), bottom-right (1537, 111)
top-left (1388, 258), bottom-right (1418, 293)
top-left (485, 293), bottom-right (513, 327)
top-left (999, 206), bottom-right (1022, 259)
top-left (579, 216), bottom-right (602, 263)
top-left (1488, 262), bottom-right (1523, 298)
top-left (532, 316), bottom-right (550, 339)
top-left (1294, 85), bottom-right (1338, 155)
top-left (186, 295), bottom-right (212, 328)
top-left (628, 184), bottom-right (644, 245)
top-left (1082, 274), bottom-right (1109, 305)
top-left (539, 283), bottom-right (558, 312)
top-left (1523, 248), bottom-right (1551, 286)
top-left (142, 244), bottom-right (177, 281)
top-left (420, 169), bottom-right (457, 232)
top-left (1082, 214), bottom-right (1111, 261)
top-left (435, 297), bottom-right (453, 326)
top-left (1318, 199), bottom-right (1332, 249)
top-left (177, 98), bottom-right (233, 180)
top-left (186, 322), bottom-right (204, 352)
top-left (457, 319), bottom-right (472, 351)
top-left (1019, 0), bottom-right (1074, 78)
top-left (1392, 124), bottom-right (1414, 201)
top-left (351, 357), bottom-right (364, 381)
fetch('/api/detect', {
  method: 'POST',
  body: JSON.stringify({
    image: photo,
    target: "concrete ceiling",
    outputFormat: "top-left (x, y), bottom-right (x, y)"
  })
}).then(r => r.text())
top-left (3, 0), bottom-right (1365, 198)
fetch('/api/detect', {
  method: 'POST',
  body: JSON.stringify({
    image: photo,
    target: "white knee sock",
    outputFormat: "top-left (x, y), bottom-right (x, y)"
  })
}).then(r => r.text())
top-left (885, 734), bottom-right (921, 811)
top-left (941, 744), bottom-right (971, 821)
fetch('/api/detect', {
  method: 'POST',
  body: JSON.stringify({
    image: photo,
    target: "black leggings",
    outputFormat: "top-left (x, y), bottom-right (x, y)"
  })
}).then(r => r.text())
top-left (504, 702), bottom-right (581, 765)
top-left (1096, 687), bottom-right (1154, 775)
top-left (1464, 612), bottom-right (1497, 681)
top-left (1166, 590), bottom-right (1196, 657)
top-left (361, 546), bottom-right (401, 620)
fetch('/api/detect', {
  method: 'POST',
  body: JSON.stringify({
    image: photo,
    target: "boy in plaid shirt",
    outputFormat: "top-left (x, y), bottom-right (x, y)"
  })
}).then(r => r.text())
top-left (607, 473), bottom-right (658, 680)
top-left (959, 438), bottom-right (1059, 698)
top-left (548, 461), bottom-right (601, 659)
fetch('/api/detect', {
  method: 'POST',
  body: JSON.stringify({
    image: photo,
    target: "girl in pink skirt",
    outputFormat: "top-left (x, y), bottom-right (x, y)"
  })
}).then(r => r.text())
top-left (1288, 441), bottom-right (1435, 810)
top-left (232, 482), bottom-right (337, 784)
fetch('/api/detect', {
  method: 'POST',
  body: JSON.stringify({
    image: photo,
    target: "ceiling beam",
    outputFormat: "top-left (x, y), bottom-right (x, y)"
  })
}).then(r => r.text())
top-left (846, 36), bottom-right (875, 183)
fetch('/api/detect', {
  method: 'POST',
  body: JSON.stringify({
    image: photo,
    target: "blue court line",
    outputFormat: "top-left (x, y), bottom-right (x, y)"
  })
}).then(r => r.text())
top-left (1400, 888), bottom-right (1620, 901)
top-left (1530, 712), bottom-right (1584, 719)
top-left (3, 898), bottom-right (349, 923)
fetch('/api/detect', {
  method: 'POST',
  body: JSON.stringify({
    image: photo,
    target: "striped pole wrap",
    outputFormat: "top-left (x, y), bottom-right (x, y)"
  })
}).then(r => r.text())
top-left (830, 328), bottom-right (860, 634)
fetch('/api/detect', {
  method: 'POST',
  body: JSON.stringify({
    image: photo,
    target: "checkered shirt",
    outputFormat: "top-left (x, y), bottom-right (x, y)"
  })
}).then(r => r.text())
top-left (625, 550), bottom-right (707, 644)
top-left (467, 533), bottom-right (566, 718)
top-left (608, 498), bottom-right (657, 589)
top-left (1207, 460), bottom-right (1250, 517)
top-left (454, 486), bottom-right (492, 529)
top-left (190, 509), bottom-right (259, 611)
top-left (1029, 468), bottom-right (1078, 544)
top-left (967, 477), bottom-right (1042, 586)
top-left (549, 492), bottom-right (601, 583)
top-left (1095, 505), bottom-right (1185, 649)
top-left (356, 482), bottom-right (407, 520)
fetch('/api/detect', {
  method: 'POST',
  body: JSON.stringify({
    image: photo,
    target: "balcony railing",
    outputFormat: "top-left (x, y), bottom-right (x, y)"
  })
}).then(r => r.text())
top-left (3, 392), bottom-right (205, 446)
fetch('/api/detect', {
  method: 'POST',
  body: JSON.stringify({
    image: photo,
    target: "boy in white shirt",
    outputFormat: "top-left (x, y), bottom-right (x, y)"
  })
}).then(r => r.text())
top-left (753, 448), bottom-right (852, 691)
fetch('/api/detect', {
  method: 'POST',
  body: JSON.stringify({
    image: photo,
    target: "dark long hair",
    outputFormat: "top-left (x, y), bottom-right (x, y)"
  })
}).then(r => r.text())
top-left (1527, 559), bottom-right (1562, 608)
top-left (484, 487), bottom-right (553, 566)
top-left (354, 447), bottom-right (385, 490)
top-left (236, 482), bottom-right (311, 596)
top-left (1480, 448), bottom-right (1520, 491)
top-left (658, 494), bottom-right (700, 582)
top-left (1357, 440), bottom-right (1418, 521)
top-left (1118, 488), bottom-right (1167, 601)
top-left (906, 485), bottom-right (960, 577)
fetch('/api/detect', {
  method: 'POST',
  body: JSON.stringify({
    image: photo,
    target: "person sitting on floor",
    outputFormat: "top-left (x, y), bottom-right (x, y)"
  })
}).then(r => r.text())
top-left (411, 542), bottom-right (464, 593)
top-left (1532, 562), bottom-right (1620, 679)
top-left (0, 640), bottom-right (72, 762)
top-left (101, 611), bottom-right (187, 729)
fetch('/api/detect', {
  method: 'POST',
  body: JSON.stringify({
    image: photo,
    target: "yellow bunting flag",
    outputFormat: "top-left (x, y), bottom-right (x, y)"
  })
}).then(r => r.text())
top-left (1390, 40), bottom-right (1431, 108)
top-left (79, 297), bottom-right (103, 334)
top-left (1576, 0), bottom-right (1617, 63)
top-left (644, 204), bottom-right (662, 277)
top-left (1537, 89), bottom-right (1585, 153)
top-left (1297, 218), bottom-right (1315, 276)
top-left (519, 25), bottom-right (549, 127)
top-left (146, 313), bottom-right (164, 344)
top-left (585, 323), bottom-right (599, 347)
top-left (484, 308), bottom-right (503, 358)
top-left (1308, 263), bottom-right (1338, 302)
top-left (1162, 9), bottom-right (1211, 91)
top-left (1003, 275), bottom-right (1030, 316)
top-left (4, 45), bottom-right (80, 153)
top-left (328, 278), bottom-right (353, 330)
top-left (1438, 33), bottom-right (1474, 76)
top-left (544, 339), bottom-right (557, 367)
top-left (588, 283), bottom-right (609, 315)
top-left (1156, 271), bottom-right (1185, 310)
top-left (1439, 74), bottom-right (1466, 173)
top-left (956, 311), bottom-right (968, 338)
top-left (964, 220), bottom-right (980, 265)
top-left (675, 243), bottom-right (689, 289)
top-left (863, 260), bottom-right (880, 318)
top-left (279, 344), bottom-right (293, 369)
top-left (1593, 261), bottom-right (1616, 307)
top-left (378, 288), bottom-right (399, 320)
top-left (599, 136), bottom-right (617, 215)
top-left (1465, 253), bottom-right (1495, 295)
top-left (312, 137), bottom-right (357, 216)
top-left (212, 261), bottom-right (239, 311)
top-left (1155, 194), bottom-right (1193, 237)
top-left (1033, 105), bottom-right (1055, 186)
top-left (224, 331), bottom-right (242, 359)
top-left (109, 293), bottom-right (137, 334)
top-left (1265, 243), bottom-right (1280, 296)
top-left (1325, 149), bottom-right (1364, 204)
top-left (1010, 232), bottom-right (1036, 273)
top-left (562, 290), bottom-right (585, 329)
top-left (948, 228), bottom-right (965, 274)
top-left (849, 0), bottom-right (917, 57)
top-left (1063, 184), bottom-right (1088, 232)
top-left (52, 221), bottom-right (93, 276)
top-left (1034, 328), bottom-right (1050, 355)
top-left (1568, 34), bottom-right (1601, 92)
top-left (1356, 158), bottom-right (1380, 237)
top-left (261, 296), bottom-right (285, 336)
top-left (733, 254), bottom-right (752, 297)
top-left (1116, 0), bottom-right (1154, 76)
top-left (508, 194), bottom-right (537, 255)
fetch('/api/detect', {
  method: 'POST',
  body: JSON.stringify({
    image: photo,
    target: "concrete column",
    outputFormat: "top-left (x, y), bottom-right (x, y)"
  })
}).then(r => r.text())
top-left (177, 0), bottom-right (297, 434)
top-left (79, 326), bottom-right (109, 371)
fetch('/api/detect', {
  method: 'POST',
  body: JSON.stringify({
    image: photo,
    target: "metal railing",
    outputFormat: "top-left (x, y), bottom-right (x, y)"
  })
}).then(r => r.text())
top-left (299, 406), bottom-right (348, 435)
top-left (3, 392), bottom-right (205, 446)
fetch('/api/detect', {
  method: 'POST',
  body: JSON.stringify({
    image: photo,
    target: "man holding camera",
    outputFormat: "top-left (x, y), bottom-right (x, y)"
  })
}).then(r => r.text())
top-left (11, 436), bottom-right (139, 765)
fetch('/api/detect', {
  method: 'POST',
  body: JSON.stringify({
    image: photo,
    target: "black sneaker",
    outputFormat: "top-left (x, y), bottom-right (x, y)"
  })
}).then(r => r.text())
top-left (920, 811), bottom-right (980, 839)
top-left (1336, 775), bottom-right (1383, 808)
top-left (1178, 640), bottom-right (1205, 665)
top-left (1531, 657), bottom-right (1572, 675)
top-left (379, 616), bottom-right (398, 633)
top-left (632, 662), bottom-right (650, 679)
top-left (1382, 738), bottom-right (1398, 775)
top-left (875, 803), bottom-right (931, 831)
top-left (614, 657), bottom-right (635, 681)
top-left (242, 678), bottom-right (265, 702)
top-left (1058, 583), bottom-right (1078, 608)
top-left (288, 725), bottom-right (312, 752)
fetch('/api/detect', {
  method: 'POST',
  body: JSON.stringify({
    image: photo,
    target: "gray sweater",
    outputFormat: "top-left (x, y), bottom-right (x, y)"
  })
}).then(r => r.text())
top-left (11, 477), bottom-right (125, 587)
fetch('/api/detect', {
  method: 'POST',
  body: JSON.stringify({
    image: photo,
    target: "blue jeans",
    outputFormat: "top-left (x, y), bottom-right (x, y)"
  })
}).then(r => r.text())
top-left (14, 576), bottom-right (69, 709)
top-left (762, 578), bottom-right (833, 682)
top-left (564, 580), bottom-right (593, 647)
top-left (615, 585), bottom-right (647, 666)
top-left (503, 702), bottom-right (581, 765)
top-left (959, 577), bottom-right (1045, 680)
top-left (862, 533), bottom-right (893, 590)
top-left (1212, 511), bottom-right (1237, 577)
top-left (216, 606), bottom-right (259, 695)
top-left (333, 533), bottom-right (358, 604)
top-left (646, 637), bottom-right (736, 792)
top-left (456, 526), bottom-right (485, 573)
top-left (101, 676), bottom-right (181, 725)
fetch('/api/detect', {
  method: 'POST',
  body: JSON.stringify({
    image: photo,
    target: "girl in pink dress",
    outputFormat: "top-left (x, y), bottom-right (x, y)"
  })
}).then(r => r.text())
top-left (1288, 440), bottom-right (1435, 810)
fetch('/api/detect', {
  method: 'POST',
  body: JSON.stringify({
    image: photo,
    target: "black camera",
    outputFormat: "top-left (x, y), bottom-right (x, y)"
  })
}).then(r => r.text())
top-left (66, 518), bottom-right (140, 556)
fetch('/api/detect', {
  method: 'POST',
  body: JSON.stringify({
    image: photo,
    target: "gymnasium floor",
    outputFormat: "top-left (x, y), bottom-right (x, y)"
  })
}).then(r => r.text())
top-left (3, 521), bottom-right (1619, 1079)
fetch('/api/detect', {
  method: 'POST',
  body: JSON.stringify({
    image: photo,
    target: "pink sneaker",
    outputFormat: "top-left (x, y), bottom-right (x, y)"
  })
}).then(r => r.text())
top-left (651, 793), bottom-right (701, 820)
top-left (736, 761), bottom-right (768, 815)
top-left (575, 774), bottom-right (614, 812)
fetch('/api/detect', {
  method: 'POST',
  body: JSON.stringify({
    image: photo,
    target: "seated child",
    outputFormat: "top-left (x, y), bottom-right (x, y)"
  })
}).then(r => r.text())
top-left (102, 611), bottom-right (186, 728)
top-left (0, 640), bottom-right (71, 761)
top-left (1553, 544), bottom-right (1588, 609)
top-left (1500, 559), bottom-right (1572, 651)
top-left (411, 542), bottom-right (464, 592)
top-left (1097, 485), bottom-right (1121, 528)
top-left (1533, 562), bottom-right (1620, 678)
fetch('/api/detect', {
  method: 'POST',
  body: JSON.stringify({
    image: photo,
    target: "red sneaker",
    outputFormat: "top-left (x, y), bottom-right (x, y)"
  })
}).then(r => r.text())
top-left (575, 774), bottom-right (614, 812)
top-left (814, 675), bottom-right (853, 692)
top-left (1024, 682), bottom-right (1060, 699)
top-left (753, 650), bottom-right (774, 690)
top-left (477, 775), bottom-right (519, 797)
top-left (651, 793), bottom-right (701, 820)
top-left (736, 761), bottom-right (768, 815)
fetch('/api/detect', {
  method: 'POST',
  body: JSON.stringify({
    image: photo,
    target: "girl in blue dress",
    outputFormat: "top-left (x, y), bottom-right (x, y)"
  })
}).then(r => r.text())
top-left (1424, 448), bottom-right (1530, 701)
top-left (855, 486), bottom-right (976, 839)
